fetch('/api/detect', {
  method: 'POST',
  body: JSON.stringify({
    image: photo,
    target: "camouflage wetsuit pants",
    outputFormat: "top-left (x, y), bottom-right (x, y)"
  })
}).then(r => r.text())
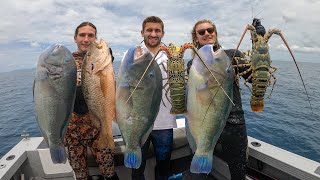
top-left (64, 113), bottom-right (116, 180)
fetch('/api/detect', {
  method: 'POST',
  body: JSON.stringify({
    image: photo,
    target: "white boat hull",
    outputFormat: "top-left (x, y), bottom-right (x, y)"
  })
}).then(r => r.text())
top-left (1, 118), bottom-right (319, 180)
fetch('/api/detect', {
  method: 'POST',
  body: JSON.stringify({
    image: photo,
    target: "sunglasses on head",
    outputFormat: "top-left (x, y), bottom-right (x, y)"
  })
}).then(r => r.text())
top-left (197, 27), bottom-right (215, 36)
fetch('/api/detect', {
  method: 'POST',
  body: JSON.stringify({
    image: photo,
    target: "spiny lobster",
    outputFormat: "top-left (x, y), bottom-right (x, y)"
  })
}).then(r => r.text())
top-left (233, 18), bottom-right (312, 112)
top-left (158, 43), bottom-right (193, 114)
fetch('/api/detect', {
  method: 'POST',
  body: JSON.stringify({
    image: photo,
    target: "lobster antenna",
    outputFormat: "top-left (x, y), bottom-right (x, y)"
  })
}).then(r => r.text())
top-left (276, 33), bottom-right (314, 114)
top-left (251, 6), bottom-right (253, 19)
top-left (252, 0), bottom-right (263, 19)
top-left (253, 10), bottom-right (263, 20)
top-left (192, 46), bottom-right (235, 106)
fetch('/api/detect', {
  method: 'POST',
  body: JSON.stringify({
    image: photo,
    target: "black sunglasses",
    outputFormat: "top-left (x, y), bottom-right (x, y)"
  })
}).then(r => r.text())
top-left (197, 27), bottom-right (215, 36)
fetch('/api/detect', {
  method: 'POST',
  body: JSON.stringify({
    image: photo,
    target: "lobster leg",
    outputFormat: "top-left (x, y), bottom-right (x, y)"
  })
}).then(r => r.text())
top-left (242, 50), bottom-right (252, 57)
top-left (267, 67), bottom-right (277, 99)
top-left (232, 63), bottom-right (251, 68)
top-left (162, 82), bottom-right (171, 107)
top-left (233, 57), bottom-right (250, 87)
top-left (233, 56), bottom-right (251, 68)
top-left (243, 74), bottom-right (253, 93)
top-left (237, 66), bottom-right (252, 77)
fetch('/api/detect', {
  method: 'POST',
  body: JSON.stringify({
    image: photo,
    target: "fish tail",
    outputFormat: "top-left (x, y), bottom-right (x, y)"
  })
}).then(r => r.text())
top-left (49, 144), bottom-right (67, 164)
top-left (190, 151), bottom-right (213, 174)
top-left (124, 148), bottom-right (142, 169)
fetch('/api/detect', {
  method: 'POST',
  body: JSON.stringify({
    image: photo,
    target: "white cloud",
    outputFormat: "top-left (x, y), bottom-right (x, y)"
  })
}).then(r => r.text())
top-left (64, 9), bottom-right (80, 19)
top-left (0, 0), bottom-right (319, 72)
top-left (30, 41), bottom-right (40, 48)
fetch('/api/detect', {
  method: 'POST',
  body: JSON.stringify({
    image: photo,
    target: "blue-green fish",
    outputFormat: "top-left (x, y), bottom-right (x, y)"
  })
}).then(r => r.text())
top-left (115, 47), bottom-right (162, 168)
top-left (186, 44), bottom-right (234, 173)
top-left (34, 44), bottom-right (77, 164)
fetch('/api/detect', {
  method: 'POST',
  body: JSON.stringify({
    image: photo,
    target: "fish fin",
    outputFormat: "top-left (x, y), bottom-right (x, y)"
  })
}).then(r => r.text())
top-left (124, 147), bottom-right (142, 169)
top-left (185, 117), bottom-right (196, 153)
top-left (49, 144), bottom-right (67, 164)
top-left (190, 150), bottom-right (214, 174)
top-left (99, 72), bottom-right (109, 97)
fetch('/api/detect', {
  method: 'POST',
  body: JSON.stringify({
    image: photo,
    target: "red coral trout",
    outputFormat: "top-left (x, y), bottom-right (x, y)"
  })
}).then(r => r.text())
top-left (81, 39), bottom-right (116, 150)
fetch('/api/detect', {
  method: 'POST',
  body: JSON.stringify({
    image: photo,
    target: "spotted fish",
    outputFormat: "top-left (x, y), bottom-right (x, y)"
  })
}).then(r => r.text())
top-left (81, 39), bottom-right (116, 150)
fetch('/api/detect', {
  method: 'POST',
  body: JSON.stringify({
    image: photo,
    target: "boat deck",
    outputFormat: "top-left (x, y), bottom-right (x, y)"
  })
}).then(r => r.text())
top-left (1, 119), bottom-right (320, 180)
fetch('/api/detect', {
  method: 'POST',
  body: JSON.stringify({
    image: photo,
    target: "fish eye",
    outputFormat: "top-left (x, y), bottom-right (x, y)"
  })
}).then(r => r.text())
top-left (226, 66), bottom-right (232, 73)
top-left (64, 59), bottom-right (70, 63)
top-left (91, 63), bottom-right (95, 70)
top-left (149, 71), bottom-right (155, 78)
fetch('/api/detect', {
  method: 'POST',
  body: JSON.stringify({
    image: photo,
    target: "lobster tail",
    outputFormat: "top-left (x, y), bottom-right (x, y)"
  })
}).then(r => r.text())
top-left (250, 98), bottom-right (264, 112)
top-left (169, 82), bottom-right (187, 114)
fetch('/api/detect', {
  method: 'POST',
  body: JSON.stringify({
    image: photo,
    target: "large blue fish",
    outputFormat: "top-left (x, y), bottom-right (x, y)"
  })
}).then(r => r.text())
top-left (186, 44), bottom-right (234, 173)
top-left (34, 44), bottom-right (77, 164)
top-left (115, 47), bottom-right (162, 168)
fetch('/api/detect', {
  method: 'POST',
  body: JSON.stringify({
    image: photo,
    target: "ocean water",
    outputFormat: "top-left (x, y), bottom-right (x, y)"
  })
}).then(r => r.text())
top-left (0, 60), bottom-right (319, 163)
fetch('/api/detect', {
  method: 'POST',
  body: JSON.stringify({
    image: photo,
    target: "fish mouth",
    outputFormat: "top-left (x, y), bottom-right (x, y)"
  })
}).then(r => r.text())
top-left (50, 44), bottom-right (66, 57)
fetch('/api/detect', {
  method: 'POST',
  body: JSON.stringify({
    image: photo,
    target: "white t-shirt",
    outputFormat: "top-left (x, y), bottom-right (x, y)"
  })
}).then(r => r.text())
top-left (138, 42), bottom-right (177, 130)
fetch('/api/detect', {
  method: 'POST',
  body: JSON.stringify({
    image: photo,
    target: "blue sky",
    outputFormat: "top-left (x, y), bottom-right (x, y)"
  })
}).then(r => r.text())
top-left (0, 0), bottom-right (319, 72)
